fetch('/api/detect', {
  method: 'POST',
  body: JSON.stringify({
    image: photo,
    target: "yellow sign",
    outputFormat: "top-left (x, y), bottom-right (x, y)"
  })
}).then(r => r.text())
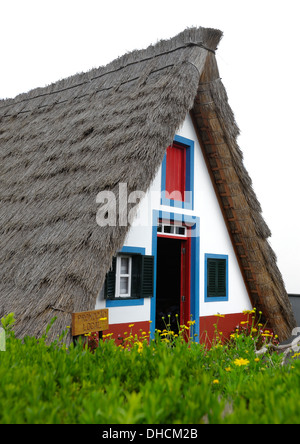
top-left (72, 309), bottom-right (109, 336)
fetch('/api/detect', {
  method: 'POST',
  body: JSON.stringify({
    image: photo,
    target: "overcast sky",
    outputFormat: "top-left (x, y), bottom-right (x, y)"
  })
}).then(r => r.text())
top-left (1, 0), bottom-right (300, 293)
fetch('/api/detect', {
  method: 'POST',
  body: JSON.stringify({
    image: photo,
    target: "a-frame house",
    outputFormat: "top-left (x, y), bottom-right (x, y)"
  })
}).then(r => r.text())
top-left (0, 27), bottom-right (296, 343)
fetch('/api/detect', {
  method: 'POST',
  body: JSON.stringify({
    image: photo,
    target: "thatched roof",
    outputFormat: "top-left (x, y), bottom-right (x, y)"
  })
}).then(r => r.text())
top-left (0, 27), bottom-right (296, 343)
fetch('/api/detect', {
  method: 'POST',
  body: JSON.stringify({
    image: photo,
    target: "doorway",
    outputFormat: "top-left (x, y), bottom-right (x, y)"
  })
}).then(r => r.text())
top-left (156, 236), bottom-right (190, 333)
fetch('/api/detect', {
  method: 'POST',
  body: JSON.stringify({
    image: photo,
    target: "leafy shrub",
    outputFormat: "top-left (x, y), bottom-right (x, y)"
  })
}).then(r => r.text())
top-left (0, 313), bottom-right (300, 424)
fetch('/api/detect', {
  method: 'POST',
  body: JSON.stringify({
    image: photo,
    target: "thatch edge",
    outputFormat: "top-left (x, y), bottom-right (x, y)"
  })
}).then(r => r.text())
top-left (191, 51), bottom-right (296, 340)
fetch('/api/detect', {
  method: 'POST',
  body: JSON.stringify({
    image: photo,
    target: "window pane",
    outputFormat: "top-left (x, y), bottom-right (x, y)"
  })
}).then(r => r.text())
top-left (176, 226), bottom-right (186, 236)
top-left (164, 225), bottom-right (174, 234)
top-left (120, 277), bottom-right (129, 295)
top-left (120, 257), bottom-right (129, 275)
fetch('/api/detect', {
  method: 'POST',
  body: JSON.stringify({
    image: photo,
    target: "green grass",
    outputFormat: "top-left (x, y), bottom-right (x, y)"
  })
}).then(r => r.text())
top-left (0, 313), bottom-right (300, 424)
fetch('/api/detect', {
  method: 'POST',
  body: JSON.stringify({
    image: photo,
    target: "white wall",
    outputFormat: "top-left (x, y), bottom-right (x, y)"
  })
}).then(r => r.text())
top-left (177, 117), bottom-right (252, 316)
top-left (96, 113), bottom-right (252, 324)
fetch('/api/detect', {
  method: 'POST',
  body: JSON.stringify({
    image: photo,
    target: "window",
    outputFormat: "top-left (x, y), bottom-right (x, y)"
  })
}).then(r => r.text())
top-left (157, 223), bottom-right (187, 237)
top-left (161, 135), bottom-right (194, 210)
top-left (205, 254), bottom-right (228, 302)
top-left (116, 255), bottom-right (132, 298)
top-left (104, 252), bottom-right (154, 300)
top-left (165, 143), bottom-right (186, 200)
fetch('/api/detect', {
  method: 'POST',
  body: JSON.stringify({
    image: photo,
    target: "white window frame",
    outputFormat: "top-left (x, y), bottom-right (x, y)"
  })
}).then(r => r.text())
top-left (115, 255), bottom-right (132, 298)
top-left (157, 223), bottom-right (187, 238)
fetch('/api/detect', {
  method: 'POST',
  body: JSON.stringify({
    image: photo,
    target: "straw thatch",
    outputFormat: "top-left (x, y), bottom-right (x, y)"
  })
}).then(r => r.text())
top-left (0, 27), bottom-right (296, 343)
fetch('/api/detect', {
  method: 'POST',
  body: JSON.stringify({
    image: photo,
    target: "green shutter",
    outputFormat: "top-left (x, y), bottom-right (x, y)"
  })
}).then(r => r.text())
top-left (207, 259), bottom-right (217, 298)
top-left (207, 258), bottom-right (226, 298)
top-left (104, 257), bottom-right (116, 299)
top-left (131, 255), bottom-right (142, 298)
top-left (216, 259), bottom-right (226, 297)
top-left (131, 254), bottom-right (154, 298)
top-left (141, 255), bottom-right (154, 298)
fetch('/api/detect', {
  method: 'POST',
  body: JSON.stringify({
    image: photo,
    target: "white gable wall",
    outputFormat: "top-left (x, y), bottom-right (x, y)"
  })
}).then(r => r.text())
top-left (96, 113), bottom-right (252, 328)
top-left (179, 116), bottom-right (251, 317)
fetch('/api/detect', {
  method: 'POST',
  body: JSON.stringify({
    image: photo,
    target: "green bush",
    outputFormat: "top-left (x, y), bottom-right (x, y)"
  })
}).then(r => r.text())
top-left (0, 313), bottom-right (300, 424)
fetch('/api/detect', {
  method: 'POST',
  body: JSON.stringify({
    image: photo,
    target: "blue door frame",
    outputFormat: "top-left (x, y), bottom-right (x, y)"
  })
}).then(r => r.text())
top-left (150, 210), bottom-right (200, 340)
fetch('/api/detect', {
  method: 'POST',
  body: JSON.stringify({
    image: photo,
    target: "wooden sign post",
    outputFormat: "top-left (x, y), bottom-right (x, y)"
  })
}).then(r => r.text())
top-left (72, 309), bottom-right (109, 350)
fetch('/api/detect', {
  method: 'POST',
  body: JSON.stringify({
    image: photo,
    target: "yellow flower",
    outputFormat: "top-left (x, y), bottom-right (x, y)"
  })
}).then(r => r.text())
top-left (240, 321), bottom-right (249, 325)
top-left (137, 342), bottom-right (143, 353)
top-left (230, 333), bottom-right (239, 339)
top-left (99, 317), bottom-right (107, 321)
top-left (243, 310), bottom-right (254, 315)
top-left (214, 314), bottom-right (225, 318)
top-left (255, 358), bottom-right (260, 362)
top-left (128, 324), bottom-right (135, 328)
top-left (225, 367), bottom-right (232, 372)
top-left (213, 380), bottom-right (219, 384)
top-left (124, 335), bottom-right (133, 341)
top-left (234, 358), bottom-right (250, 367)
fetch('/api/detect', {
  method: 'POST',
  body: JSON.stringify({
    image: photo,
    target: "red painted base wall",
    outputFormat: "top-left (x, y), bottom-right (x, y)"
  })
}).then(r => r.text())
top-left (199, 313), bottom-right (247, 346)
top-left (104, 313), bottom-right (248, 346)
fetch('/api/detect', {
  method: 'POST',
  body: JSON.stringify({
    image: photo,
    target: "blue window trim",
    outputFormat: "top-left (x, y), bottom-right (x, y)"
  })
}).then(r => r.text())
top-left (105, 246), bottom-right (146, 308)
top-left (150, 210), bottom-right (200, 340)
top-left (161, 135), bottom-right (194, 210)
top-left (204, 254), bottom-right (229, 302)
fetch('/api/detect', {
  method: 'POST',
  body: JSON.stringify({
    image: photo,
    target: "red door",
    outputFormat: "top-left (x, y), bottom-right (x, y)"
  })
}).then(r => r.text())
top-left (156, 226), bottom-right (191, 333)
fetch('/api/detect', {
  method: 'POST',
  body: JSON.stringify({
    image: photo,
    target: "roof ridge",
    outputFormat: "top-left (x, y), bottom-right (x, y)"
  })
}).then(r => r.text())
top-left (0, 41), bottom-right (216, 113)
